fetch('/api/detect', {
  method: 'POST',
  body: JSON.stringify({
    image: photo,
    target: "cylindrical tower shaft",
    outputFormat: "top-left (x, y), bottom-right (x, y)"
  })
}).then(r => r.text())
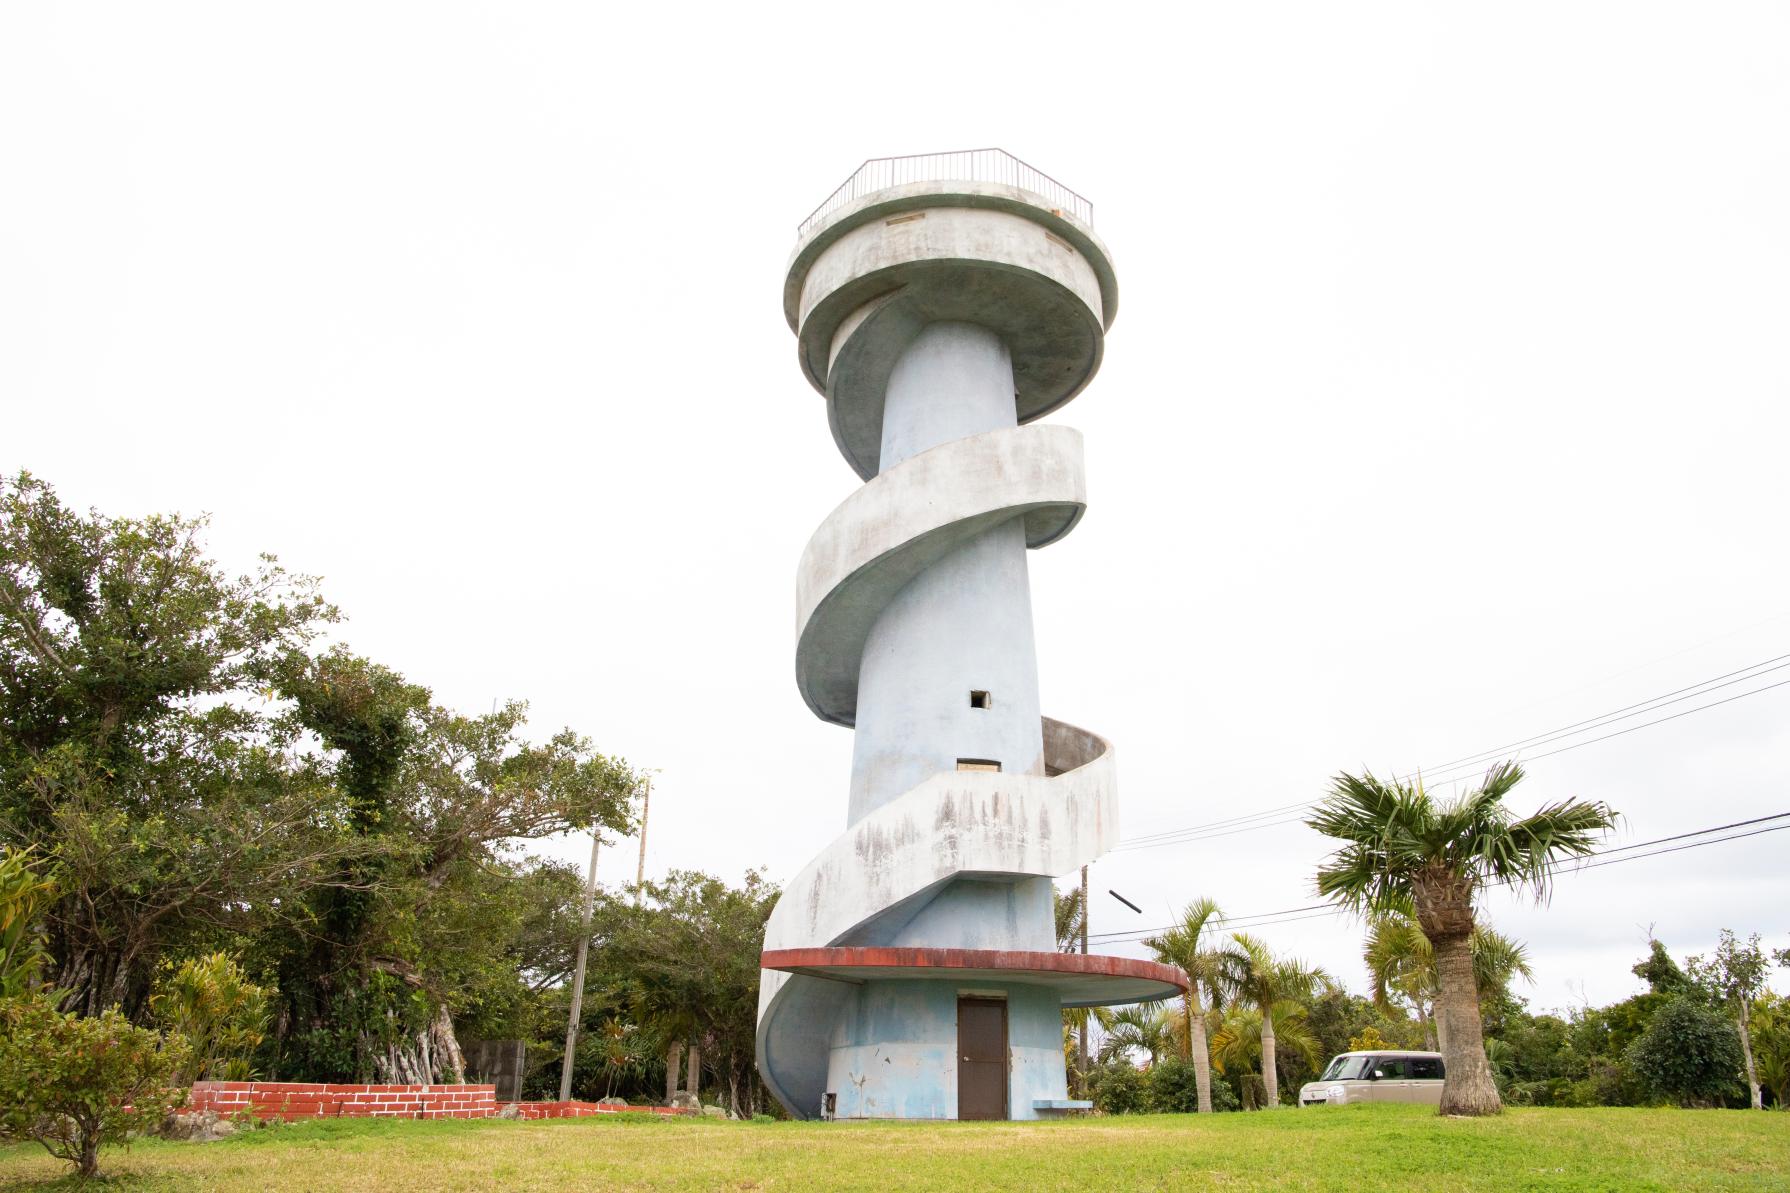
top-left (848, 323), bottom-right (1046, 826)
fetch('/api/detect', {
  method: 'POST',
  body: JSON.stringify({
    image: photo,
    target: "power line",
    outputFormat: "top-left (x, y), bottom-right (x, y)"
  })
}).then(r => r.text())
top-left (1408, 653), bottom-right (1790, 780)
top-left (1090, 811), bottom-right (1790, 945)
top-left (1115, 652), bottom-right (1790, 852)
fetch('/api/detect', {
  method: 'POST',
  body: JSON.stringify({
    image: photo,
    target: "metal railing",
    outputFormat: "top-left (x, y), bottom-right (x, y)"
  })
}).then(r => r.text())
top-left (797, 148), bottom-right (1093, 238)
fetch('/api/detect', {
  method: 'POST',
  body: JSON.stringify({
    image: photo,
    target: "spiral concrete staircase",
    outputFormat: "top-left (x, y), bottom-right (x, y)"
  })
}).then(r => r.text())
top-left (757, 152), bottom-right (1183, 1121)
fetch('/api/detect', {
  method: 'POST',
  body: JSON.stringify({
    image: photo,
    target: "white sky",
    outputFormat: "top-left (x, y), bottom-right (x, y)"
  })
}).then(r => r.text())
top-left (4, 3), bottom-right (1786, 1013)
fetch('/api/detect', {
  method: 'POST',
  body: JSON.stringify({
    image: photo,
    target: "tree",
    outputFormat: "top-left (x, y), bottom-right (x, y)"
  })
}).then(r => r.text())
top-left (1099, 1004), bottom-right (1176, 1066)
top-left (262, 649), bottom-right (642, 1084)
top-left (0, 997), bottom-right (191, 1179)
top-left (1686, 929), bottom-right (1772, 1110)
top-left (1363, 909), bottom-right (1533, 1051)
top-left (608, 870), bottom-right (778, 1117)
top-left (1209, 1002), bottom-right (1322, 1108)
top-left (1629, 996), bottom-right (1745, 1108)
top-left (1307, 761), bottom-right (1615, 1115)
top-left (1749, 993), bottom-right (1790, 1110)
top-left (1143, 897), bottom-right (1226, 1112)
top-left (0, 474), bottom-right (344, 1016)
top-left (1216, 932), bottom-right (1332, 1107)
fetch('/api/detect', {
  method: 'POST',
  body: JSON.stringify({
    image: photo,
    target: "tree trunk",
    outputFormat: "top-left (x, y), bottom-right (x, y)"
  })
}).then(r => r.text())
top-left (1189, 981), bottom-right (1213, 1114)
top-left (685, 1042), bottom-right (701, 1102)
top-left (1430, 929), bottom-right (1501, 1116)
top-left (665, 1042), bottom-right (682, 1105)
top-left (1259, 1003), bottom-right (1278, 1109)
top-left (1416, 1002), bottom-right (1437, 1051)
top-left (1736, 1000), bottom-right (1762, 1110)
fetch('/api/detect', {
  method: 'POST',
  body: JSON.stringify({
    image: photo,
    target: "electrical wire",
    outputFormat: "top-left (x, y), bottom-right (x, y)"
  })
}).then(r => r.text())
top-left (1115, 653), bottom-right (1790, 852)
top-left (1088, 811), bottom-right (1790, 945)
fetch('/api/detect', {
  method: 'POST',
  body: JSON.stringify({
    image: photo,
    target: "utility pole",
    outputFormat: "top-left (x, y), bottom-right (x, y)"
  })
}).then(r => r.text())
top-left (1078, 864), bottom-right (1090, 1091)
top-left (559, 829), bottom-right (601, 1102)
top-left (634, 775), bottom-right (652, 906)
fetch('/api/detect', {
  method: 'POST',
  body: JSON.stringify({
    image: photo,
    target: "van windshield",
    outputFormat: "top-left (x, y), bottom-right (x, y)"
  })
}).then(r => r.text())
top-left (1319, 1055), bottom-right (1372, 1081)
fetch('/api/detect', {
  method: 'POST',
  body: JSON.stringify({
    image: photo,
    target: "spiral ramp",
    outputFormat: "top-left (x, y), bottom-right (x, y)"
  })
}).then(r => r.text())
top-left (759, 166), bottom-right (1183, 1121)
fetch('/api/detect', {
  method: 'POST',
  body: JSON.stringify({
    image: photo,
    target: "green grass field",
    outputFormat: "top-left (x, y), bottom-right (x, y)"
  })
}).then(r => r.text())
top-left (1, 1105), bottom-right (1786, 1191)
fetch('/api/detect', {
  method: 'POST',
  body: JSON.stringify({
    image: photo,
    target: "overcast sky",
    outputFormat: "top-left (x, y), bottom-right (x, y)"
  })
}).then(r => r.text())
top-left (5, 3), bottom-right (1786, 1013)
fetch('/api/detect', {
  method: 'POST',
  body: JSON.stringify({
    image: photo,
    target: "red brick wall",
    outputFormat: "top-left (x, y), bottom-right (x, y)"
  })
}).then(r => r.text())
top-left (188, 1081), bottom-right (498, 1121)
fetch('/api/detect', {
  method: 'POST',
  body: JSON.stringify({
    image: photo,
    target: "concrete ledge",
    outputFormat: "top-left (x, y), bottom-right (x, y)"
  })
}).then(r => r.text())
top-left (795, 423), bottom-right (1085, 727)
top-left (761, 948), bottom-right (1186, 1006)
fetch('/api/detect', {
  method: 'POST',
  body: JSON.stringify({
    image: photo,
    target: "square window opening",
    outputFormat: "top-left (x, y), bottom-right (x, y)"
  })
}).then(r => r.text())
top-left (970, 690), bottom-right (992, 710)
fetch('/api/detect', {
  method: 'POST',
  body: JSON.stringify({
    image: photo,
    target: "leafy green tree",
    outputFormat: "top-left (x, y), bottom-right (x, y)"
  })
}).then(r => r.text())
top-left (1307, 761), bottom-right (1615, 1115)
top-left (262, 648), bottom-right (641, 1084)
top-left (1628, 996), bottom-right (1745, 1108)
top-left (1632, 938), bottom-right (1690, 995)
top-left (1142, 897), bottom-right (1226, 1112)
top-left (1216, 932), bottom-right (1332, 1107)
top-left (0, 846), bottom-right (56, 998)
top-left (607, 870), bottom-right (778, 1117)
top-left (0, 996), bottom-right (191, 1179)
top-left (150, 953), bottom-right (272, 1082)
top-left (0, 473), bottom-right (343, 1015)
top-left (1686, 929), bottom-right (1772, 1110)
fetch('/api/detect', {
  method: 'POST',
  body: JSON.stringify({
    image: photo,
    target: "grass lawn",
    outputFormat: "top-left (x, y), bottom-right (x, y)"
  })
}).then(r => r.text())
top-left (1, 1104), bottom-right (1786, 1191)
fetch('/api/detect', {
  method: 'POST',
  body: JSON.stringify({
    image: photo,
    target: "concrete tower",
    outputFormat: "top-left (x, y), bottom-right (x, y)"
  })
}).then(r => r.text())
top-left (757, 151), bottom-right (1183, 1122)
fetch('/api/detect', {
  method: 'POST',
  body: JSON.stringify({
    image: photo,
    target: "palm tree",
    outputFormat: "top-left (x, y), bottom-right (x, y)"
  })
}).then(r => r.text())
top-left (1307, 760), bottom-right (1615, 1116)
top-left (1209, 1003), bottom-right (1322, 1109)
top-left (1143, 897), bottom-right (1226, 1113)
top-left (1364, 909), bottom-right (1533, 1051)
top-left (1217, 932), bottom-right (1333, 1108)
top-left (1099, 1003), bottom-right (1176, 1066)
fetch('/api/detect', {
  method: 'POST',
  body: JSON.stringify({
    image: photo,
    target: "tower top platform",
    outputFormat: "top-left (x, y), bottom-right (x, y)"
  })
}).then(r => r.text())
top-left (784, 151), bottom-right (1120, 480)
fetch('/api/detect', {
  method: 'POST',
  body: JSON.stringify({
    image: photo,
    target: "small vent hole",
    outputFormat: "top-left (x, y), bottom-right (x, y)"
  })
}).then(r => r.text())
top-left (970, 690), bottom-right (992, 710)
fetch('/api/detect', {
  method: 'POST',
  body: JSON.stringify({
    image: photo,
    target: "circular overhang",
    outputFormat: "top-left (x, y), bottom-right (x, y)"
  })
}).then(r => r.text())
top-left (761, 947), bottom-right (1185, 1008)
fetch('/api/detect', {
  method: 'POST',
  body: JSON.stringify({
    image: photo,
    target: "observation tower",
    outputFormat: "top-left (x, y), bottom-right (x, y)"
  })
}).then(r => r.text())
top-left (757, 150), bottom-right (1183, 1121)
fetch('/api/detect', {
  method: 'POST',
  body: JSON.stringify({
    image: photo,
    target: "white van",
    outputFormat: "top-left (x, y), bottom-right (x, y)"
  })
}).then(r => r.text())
top-left (1298, 1050), bottom-right (1446, 1106)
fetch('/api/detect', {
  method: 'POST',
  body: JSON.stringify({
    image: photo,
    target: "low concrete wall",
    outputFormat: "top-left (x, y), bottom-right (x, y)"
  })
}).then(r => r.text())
top-left (187, 1082), bottom-right (699, 1122)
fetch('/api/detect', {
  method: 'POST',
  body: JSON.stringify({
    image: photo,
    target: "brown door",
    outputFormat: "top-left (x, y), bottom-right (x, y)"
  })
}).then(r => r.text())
top-left (957, 997), bottom-right (1008, 1120)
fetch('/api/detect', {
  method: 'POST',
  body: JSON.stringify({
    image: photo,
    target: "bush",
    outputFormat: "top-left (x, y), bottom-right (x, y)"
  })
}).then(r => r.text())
top-left (0, 847), bottom-right (56, 999)
top-left (1628, 996), bottom-right (1745, 1108)
top-left (0, 996), bottom-right (191, 1179)
top-left (151, 953), bottom-right (273, 1082)
top-left (1137, 1056), bottom-right (1239, 1113)
top-left (1087, 1061), bottom-right (1145, 1115)
top-left (1142, 1056), bottom-right (1199, 1113)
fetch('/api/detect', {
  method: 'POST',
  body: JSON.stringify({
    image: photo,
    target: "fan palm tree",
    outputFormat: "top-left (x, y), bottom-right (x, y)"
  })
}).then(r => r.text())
top-left (1143, 896), bottom-right (1226, 1112)
top-left (1308, 760), bottom-right (1615, 1116)
top-left (1364, 909), bottom-right (1533, 1051)
top-left (1217, 932), bottom-right (1334, 1108)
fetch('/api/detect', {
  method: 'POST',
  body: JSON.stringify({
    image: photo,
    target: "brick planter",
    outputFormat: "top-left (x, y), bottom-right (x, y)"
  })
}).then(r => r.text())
top-left (186, 1082), bottom-right (700, 1122)
top-left (189, 1081), bottom-right (497, 1121)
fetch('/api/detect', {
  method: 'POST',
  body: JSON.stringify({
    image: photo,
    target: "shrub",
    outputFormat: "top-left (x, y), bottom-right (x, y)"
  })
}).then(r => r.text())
top-left (0, 847), bottom-right (56, 999)
top-left (151, 952), bottom-right (273, 1082)
top-left (1142, 1056), bottom-right (1198, 1113)
top-left (1628, 996), bottom-right (1745, 1108)
top-left (0, 996), bottom-right (191, 1179)
top-left (1087, 1061), bottom-right (1145, 1115)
